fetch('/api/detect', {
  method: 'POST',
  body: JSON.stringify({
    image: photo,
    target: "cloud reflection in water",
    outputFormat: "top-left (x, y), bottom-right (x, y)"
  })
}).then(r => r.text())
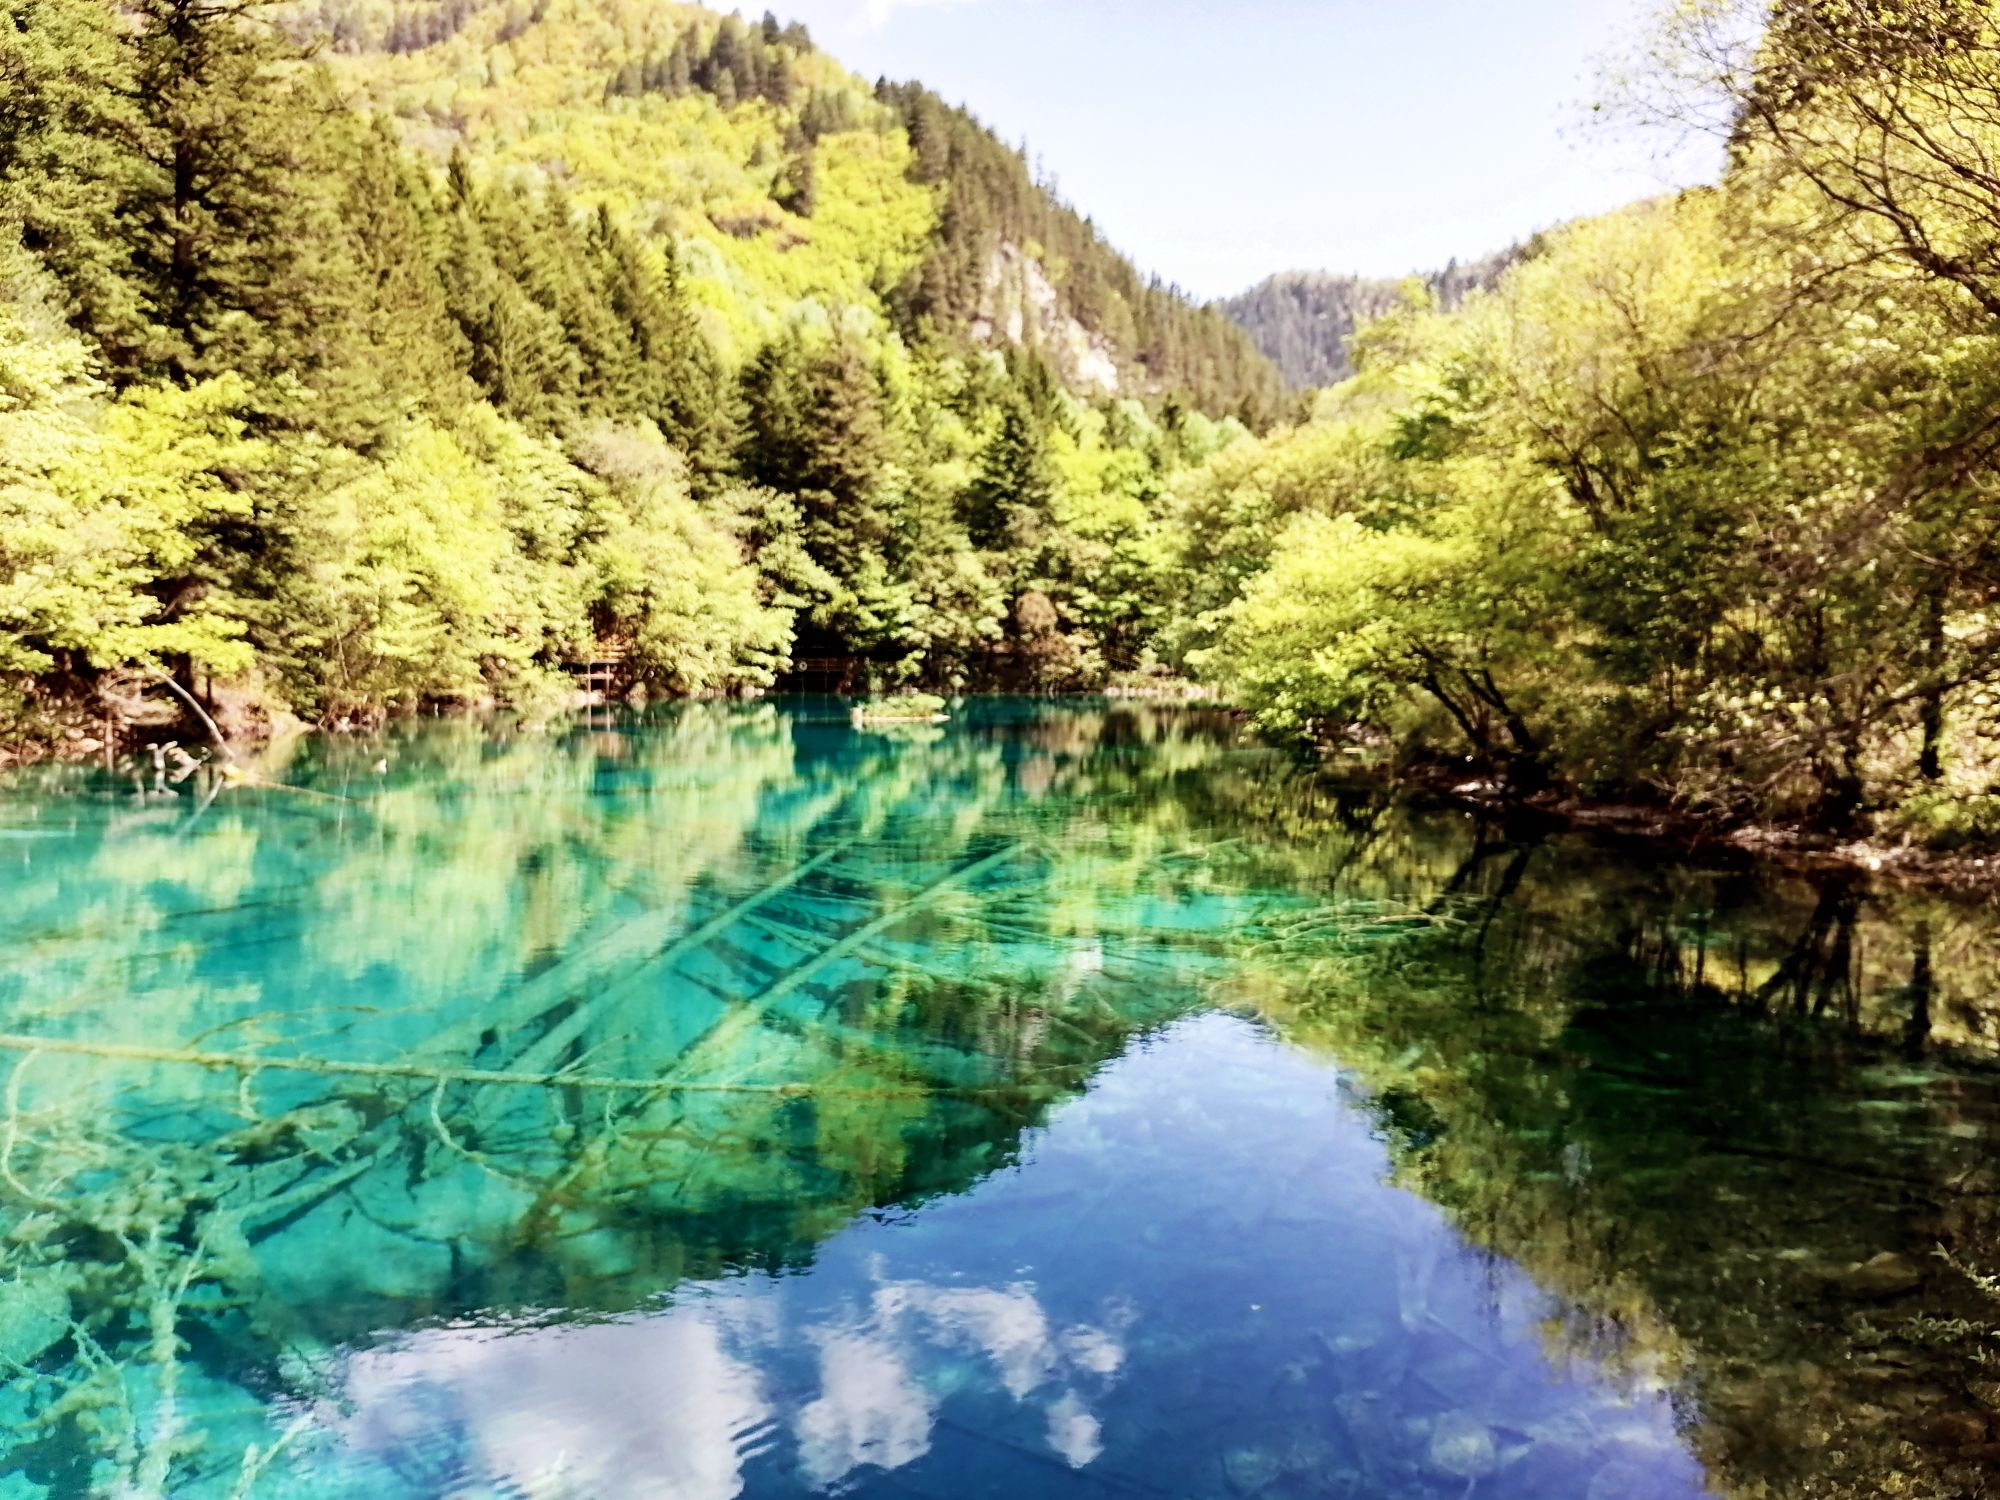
top-left (327, 1267), bottom-right (1128, 1498)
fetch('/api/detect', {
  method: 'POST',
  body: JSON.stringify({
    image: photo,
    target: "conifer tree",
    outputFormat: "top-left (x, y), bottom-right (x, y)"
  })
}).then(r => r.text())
top-left (775, 124), bottom-right (817, 218)
top-left (738, 332), bottom-right (815, 497)
top-left (964, 393), bottom-right (1052, 551)
top-left (802, 335), bottom-right (889, 532)
top-left (0, 0), bottom-right (146, 358)
top-left (472, 184), bottom-right (593, 421)
top-left (590, 207), bottom-right (735, 483)
top-left (481, 277), bottom-right (568, 428)
top-left (739, 328), bottom-right (889, 581)
top-left (530, 188), bottom-right (633, 417)
top-left (764, 47), bottom-right (793, 107)
top-left (122, 0), bottom-right (326, 383)
top-left (306, 116), bottom-right (470, 440)
top-left (905, 94), bottom-right (950, 183)
top-left (437, 166), bottom-right (567, 427)
top-left (668, 331), bottom-right (741, 489)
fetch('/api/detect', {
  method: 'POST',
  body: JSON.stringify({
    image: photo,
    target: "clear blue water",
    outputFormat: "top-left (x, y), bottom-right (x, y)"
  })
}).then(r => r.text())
top-left (0, 701), bottom-right (1995, 1499)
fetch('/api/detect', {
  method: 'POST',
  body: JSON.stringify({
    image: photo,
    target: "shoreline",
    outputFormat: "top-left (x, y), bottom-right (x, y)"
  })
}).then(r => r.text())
top-left (1383, 771), bottom-right (2000, 894)
top-left (11, 693), bottom-right (2000, 892)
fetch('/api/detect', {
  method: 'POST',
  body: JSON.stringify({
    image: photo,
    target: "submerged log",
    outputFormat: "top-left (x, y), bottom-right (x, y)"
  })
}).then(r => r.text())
top-left (416, 839), bottom-right (861, 1062)
top-left (657, 841), bottom-right (1034, 1083)
top-left (0, 1031), bottom-right (937, 1098)
top-left (484, 839), bottom-right (864, 1085)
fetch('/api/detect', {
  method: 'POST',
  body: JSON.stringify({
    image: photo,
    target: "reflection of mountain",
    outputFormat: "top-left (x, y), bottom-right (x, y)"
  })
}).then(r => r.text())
top-left (2, 703), bottom-right (1998, 1497)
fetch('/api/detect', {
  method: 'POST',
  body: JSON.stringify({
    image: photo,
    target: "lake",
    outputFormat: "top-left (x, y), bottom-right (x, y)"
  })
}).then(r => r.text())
top-left (0, 700), bottom-right (1995, 1499)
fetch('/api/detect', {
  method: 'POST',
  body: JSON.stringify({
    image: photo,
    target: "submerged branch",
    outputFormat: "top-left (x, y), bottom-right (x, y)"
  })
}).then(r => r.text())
top-left (487, 838), bottom-right (864, 1087)
top-left (1, 1053), bottom-right (64, 1210)
top-left (144, 670), bottom-right (235, 766)
top-left (419, 839), bottom-right (861, 1065)
top-left (660, 840), bottom-right (1036, 1083)
top-left (0, 1040), bottom-right (932, 1096)
top-left (0, 1031), bottom-right (1022, 1102)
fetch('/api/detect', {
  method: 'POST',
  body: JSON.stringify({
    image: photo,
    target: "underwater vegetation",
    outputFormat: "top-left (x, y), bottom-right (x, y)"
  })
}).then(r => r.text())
top-left (0, 701), bottom-right (1996, 1497)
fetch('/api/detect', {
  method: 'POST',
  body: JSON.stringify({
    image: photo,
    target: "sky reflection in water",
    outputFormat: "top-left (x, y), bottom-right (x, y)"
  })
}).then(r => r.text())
top-left (315, 1016), bottom-right (1702, 1499)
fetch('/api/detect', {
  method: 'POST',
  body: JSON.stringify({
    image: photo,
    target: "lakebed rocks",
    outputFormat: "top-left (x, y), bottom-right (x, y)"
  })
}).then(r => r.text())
top-left (1424, 1411), bottom-right (1500, 1479)
top-left (1834, 1250), bottom-right (1925, 1300)
top-left (0, 1267), bottom-right (74, 1368)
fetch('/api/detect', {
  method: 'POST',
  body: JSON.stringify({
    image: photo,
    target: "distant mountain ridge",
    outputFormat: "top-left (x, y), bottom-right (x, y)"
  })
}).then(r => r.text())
top-left (1222, 251), bottom-right (1518, 390)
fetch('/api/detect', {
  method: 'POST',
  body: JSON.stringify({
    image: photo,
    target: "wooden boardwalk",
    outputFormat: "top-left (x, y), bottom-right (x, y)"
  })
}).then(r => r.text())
top-left (565, 642), bottom-right (630, 699)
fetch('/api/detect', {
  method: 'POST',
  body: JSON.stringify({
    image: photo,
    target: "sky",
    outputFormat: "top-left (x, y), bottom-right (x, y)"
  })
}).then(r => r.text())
top-left (762, 0), bottom-right (1721, 299)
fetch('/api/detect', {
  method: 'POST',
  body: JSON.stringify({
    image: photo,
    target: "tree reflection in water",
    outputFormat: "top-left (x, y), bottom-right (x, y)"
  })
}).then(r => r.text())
top-left (0, 700), bottom-right (1993, 1497)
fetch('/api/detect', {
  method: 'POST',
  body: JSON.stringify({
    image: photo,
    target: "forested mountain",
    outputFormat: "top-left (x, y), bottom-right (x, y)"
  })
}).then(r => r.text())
top-left (301, 0), bottom-right (1281, 416)
top-left (0, 0), bottom-right (1278, 755)
top-left (1221, 251), bottom-right (1516, 389)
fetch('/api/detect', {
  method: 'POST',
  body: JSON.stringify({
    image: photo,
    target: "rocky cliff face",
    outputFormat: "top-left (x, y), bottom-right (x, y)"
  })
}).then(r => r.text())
top-left (969, 243), bottom-right (1121, 394)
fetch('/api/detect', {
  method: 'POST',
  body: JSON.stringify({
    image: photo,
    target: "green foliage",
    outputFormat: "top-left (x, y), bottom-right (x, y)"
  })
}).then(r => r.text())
top-left (571, 423), bottom-right (792, 692)
top-left (0, 0), bottom-right (1283, 737)
top-left (0, 233), bottom-right (113, 679)
top-left (1220, 253), bottom-right (1517, 390)
top-left (738, 323), bottom-right (890, 574)
top-left (963, 392), bottom-right (1052, 551)
top-left (0, 0), bottom-right (144, 350)
top-left (13, 0), bottom-right (2000, 847)
top-left (606, 10), bottom-right (807, 110)
top-left (0, 240), bottom-right (277, 684)
top-left (1190, 144), bottom-right (2000, 829)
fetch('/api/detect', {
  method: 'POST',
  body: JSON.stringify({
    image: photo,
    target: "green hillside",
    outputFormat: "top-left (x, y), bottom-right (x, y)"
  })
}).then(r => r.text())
top-left (311, 0), bottom-right (1278, 414)
top-left (14, 0), bottom-right (2000, 849)
top-left (0, 0), bottom-right (1277, 754)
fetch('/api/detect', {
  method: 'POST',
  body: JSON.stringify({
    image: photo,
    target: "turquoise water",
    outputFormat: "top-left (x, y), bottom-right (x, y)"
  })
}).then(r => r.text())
top-left (0, 701), bottom-right (1996, 1498)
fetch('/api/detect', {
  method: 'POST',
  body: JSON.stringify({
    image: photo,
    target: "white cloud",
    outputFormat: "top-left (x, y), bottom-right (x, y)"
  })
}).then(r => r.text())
top-left (883, 1280), bottom-right (1057, 1398)
top-left (792, 1273), bottom-right (1131, 1484)
top-left (794, 1328), bottom-right (934, 1486)
top-left (1045, 1391), bottom-right (1104, 1469)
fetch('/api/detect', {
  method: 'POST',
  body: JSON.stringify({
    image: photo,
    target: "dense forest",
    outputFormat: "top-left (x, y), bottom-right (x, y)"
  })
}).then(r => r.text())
top-left (0, 0), bottom-right (1273, 749)
top-left (7, 0), bottom-right (2000, 849)
top-left (1221, 252), bottom-right (1515, 389)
